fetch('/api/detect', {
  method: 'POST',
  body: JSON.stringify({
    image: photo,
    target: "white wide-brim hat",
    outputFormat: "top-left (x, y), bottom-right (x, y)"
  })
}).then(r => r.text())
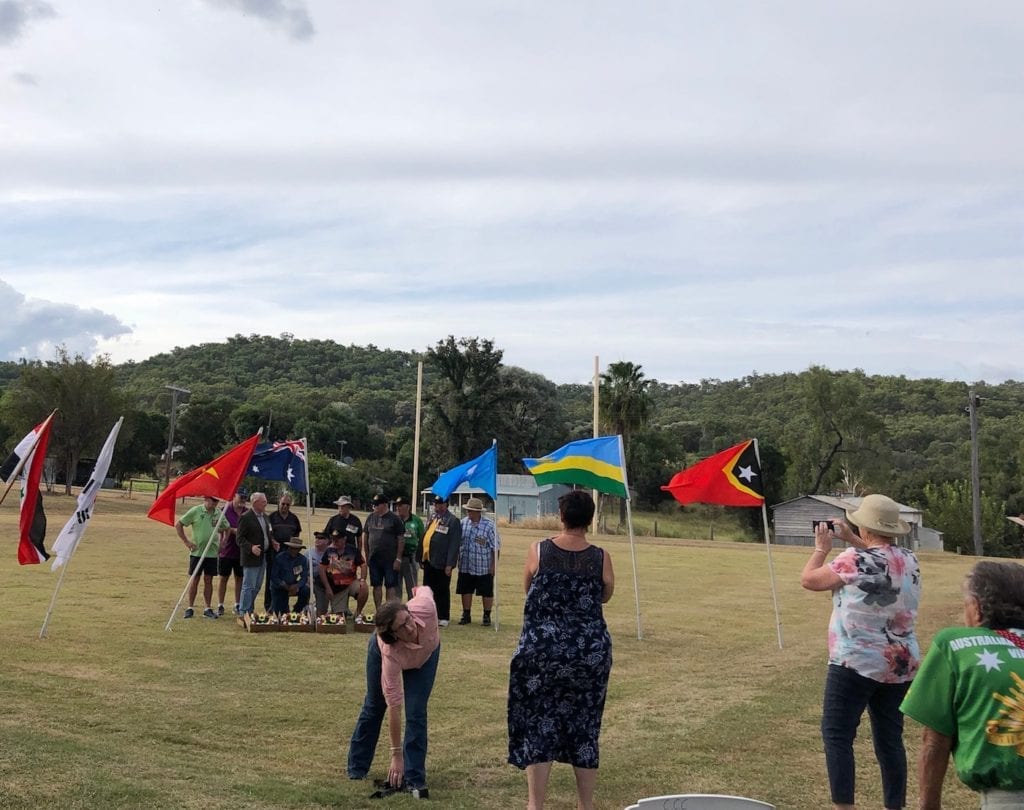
top-left (846, 494), bottom-right (910, 537)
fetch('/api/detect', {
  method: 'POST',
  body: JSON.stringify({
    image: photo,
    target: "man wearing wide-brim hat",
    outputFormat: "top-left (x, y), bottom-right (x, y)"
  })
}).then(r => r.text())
top-left (269, 537), bottom-right (310, 615)
top-left (456, 497), bottom-right (500, 627)
top-left (322, 495), bottom-right (363, 548)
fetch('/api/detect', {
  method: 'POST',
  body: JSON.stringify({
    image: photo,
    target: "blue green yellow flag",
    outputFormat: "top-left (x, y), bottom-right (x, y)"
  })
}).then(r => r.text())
top-left (522, 436), bottom-right (628, 498)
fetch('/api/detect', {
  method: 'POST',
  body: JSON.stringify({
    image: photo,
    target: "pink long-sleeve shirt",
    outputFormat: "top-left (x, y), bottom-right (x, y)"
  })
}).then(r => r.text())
top-left (377, 585), bottom-right (440, 707)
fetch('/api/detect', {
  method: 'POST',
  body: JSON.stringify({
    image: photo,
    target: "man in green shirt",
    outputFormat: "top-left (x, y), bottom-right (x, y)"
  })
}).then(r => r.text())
top-left (395, 496), bottom-right (424, 601)
top-left (901, 561), bottom-right (1024, 809)
top-left (175, 496), bottom-right (229, 619)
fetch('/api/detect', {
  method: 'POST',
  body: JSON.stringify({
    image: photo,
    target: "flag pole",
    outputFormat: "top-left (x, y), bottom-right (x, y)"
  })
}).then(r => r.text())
top-left (753, 439), bottom-right (784, 649)
top-left (490, 438), bottom-right (500, 633)
top-left (165, 503), bottom-right (229, 631)
top-left (412, 360), bottom-right (423, 515)
top-left (592, 356), bottom-right (600, 523)
top-left (0, 409), bottom-right (58, 508)
top-left (301, 437), bottom-right (315, 619)
top-left (618, 435), bottom-right (643, 640)
top-left (40, 549), bottom-right (75, 639)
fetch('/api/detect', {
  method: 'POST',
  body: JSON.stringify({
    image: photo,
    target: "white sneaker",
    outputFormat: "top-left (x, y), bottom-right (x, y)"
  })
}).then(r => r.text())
top-left (438, 619), bottom-right (450, 627)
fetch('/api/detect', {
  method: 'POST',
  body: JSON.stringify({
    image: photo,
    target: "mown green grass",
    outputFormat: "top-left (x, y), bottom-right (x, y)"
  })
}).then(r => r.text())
top-left (0, 492), bottom-right (979, 809)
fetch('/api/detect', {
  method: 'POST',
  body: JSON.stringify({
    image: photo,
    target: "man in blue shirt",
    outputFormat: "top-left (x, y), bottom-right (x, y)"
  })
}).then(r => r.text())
top-left (270, 538), bottom-right (310, 614)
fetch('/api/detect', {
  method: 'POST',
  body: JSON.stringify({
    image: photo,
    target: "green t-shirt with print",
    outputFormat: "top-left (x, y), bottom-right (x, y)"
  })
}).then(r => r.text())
top-left (901, 626), bottom-right (1024, 792)
top-left (403, 514), bottom-right (425, 555)
top-left (179, 504), bottom-right (229, 558)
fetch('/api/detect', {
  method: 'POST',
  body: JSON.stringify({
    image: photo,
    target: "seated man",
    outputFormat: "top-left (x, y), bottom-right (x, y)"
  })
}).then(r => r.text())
top-left (320, 533), bottom-right (369, 618)
top-left (269, 538), bottom-right (310, 615)
top-left (307, 533), bottom-right (330, 615)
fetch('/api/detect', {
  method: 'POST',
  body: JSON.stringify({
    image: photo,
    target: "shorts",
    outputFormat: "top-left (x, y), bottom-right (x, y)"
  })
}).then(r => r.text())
top-left (367, 556), bottom-right (401, 589)
top-left (456, 571), bottom-right (494, 598)
top-left (188, 556), bottom-right (218, 577)
top-left (218, 557), bottom-right (243, 578)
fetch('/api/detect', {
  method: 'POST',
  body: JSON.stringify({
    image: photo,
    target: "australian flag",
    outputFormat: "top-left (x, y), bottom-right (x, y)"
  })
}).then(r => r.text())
top-left (248, 438), bottom-right (308, 492)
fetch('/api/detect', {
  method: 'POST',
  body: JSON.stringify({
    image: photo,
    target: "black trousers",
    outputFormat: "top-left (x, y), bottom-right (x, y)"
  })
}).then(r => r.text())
top-left (421, 562), bottom-right (452, 622)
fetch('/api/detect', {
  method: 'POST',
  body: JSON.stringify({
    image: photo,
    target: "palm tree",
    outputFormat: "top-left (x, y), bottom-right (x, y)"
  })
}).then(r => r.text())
top-left (600, 361), bottom-right (654, 523)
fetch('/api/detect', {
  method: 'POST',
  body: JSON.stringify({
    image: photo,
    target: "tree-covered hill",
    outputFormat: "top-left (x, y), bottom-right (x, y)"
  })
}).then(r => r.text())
top-left (2, 335), bottom-right (1022, 555)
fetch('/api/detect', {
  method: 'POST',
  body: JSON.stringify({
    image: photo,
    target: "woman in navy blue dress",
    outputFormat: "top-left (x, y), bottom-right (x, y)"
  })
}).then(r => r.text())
top-left (507, 490), bottom-right (614, 810)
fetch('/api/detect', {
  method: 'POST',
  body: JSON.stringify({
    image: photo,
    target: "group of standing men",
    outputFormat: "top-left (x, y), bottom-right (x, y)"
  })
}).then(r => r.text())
top-left (174, 489), bottom-right (501, 626)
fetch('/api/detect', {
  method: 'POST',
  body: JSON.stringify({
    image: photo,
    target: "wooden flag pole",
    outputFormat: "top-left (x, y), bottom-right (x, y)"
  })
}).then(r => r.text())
top-left (0, 409), bottom-right (58, 508)
top-left (618, 435), bottom-right (643, 640)
top-left (753, 438), bottom-right (784, 649)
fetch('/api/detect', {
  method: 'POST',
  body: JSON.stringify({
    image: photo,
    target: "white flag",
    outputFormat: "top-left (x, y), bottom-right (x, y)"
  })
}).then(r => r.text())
top-left (50, 417), bottom-right (123, 570)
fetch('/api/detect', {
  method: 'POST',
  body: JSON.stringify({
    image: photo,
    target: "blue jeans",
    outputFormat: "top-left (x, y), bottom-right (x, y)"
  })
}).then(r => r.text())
top-left (821, 664), bottom-right (910, 809)
top-left (240, 564), bottom-right (265, 614)
top-left (270, 584), bottom-right (309, 614)
top-left (347, 633), bottom-right (441, 789)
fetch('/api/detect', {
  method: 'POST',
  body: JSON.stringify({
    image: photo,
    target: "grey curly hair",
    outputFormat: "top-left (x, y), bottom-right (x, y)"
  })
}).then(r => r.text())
top-left (965, 561), bottom-right (1024, 630)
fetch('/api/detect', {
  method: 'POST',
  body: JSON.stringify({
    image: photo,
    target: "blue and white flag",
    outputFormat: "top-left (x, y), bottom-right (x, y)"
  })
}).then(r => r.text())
top-left (431, 443), bottom-right (497, 501)
top-left (248, 438), bottom-right (308, 492)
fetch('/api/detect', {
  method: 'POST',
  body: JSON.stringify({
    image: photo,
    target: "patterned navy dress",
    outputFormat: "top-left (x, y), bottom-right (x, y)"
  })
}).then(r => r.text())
top-left (507, 539), bottom-right (612, 769)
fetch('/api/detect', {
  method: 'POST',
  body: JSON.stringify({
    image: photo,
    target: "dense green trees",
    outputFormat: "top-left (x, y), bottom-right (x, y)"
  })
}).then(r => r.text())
top-left (2, 335), bottom-right (1022, 556)
top-left (1, 349), bottom-right (126, 493)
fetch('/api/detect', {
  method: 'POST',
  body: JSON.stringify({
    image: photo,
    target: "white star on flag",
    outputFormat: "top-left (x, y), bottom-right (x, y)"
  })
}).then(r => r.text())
top-left (976, 649), bottom-right (1003, 672)
top-left (286, 466), bottom-right (294, 482)
top-left (737, 465), bottom-right (757, 483)
top-left (251, 465), bottom-right (260, 473)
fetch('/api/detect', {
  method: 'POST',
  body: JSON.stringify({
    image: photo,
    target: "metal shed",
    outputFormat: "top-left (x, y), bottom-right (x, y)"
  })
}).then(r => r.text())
top-left (421, 474), bottom-right (570, 523)
top-left (772, 494), bottom-right (943, 551)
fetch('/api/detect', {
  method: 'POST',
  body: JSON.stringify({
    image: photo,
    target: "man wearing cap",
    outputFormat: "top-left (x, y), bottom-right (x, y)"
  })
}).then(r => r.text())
top-left (269, 536), bottom-right (310, 615)
top-left (237, 492), bottom-right (273, 615)
top-left (395, 496), bottom-right (424, 600)
top-left (419, 495), bottom-right (462, 627)
top-left (322, 496), bottom-right (363, 548)
top-left (456, 498), bottom-right (500, 627)
top-left (363, 494), bottom-right (407, 609)
top-left (266, 493), bottom-right (302, 611)
top-left (175, 495), bottom-right (229, 619)
top-left (217, 489), bottom-right (248, 617)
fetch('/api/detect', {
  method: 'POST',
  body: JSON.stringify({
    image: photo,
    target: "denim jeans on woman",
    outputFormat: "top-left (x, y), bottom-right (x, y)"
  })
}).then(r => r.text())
top-left (821, 663), bottom-right (911, 809)
top-left (347, 633), bottom-right (441, 789)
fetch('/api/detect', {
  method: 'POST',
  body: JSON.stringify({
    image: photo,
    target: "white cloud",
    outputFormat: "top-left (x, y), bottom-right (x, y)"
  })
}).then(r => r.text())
top-left (0, 278), bottom-right (131, 360)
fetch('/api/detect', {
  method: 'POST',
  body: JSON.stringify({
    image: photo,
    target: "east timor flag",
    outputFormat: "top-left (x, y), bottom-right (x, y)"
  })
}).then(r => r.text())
top-left (661, 439), bottom-right (764, 507)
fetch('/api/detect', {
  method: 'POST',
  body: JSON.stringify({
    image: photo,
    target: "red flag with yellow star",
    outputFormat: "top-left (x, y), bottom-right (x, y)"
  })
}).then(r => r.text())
top-left (661, 439), bottom-right (764, 507)
top-left (147, 433), bottom-right (261, 526)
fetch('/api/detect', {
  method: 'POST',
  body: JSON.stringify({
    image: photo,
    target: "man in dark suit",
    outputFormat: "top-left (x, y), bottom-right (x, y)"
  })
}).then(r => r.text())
top-left (237, 492), bottom-right (274, 615)
top-left (419, 494), bottom-right (462, 626)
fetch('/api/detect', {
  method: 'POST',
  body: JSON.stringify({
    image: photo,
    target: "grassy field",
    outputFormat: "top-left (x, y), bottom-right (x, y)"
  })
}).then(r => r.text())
top-left (0, 491), bottom-right (981, 809)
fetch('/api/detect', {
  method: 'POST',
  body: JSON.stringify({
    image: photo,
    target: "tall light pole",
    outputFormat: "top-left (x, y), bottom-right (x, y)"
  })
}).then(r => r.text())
top-left (338, 440), bottom-right (347, 462)
top-left (968, 388), bottom-right (983, 556)
top-left (164, 385), bottom-right (191, 487)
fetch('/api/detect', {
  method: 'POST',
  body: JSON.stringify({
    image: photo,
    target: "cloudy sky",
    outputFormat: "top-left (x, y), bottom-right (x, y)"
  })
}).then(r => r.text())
top-left (1, 0), bottom-right (1021, 384)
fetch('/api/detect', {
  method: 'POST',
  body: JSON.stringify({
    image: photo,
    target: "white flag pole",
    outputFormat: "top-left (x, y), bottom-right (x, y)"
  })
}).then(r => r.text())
top-left (618, 434), bottom-right (643, 640)
top-left (753, 439), bottom-right (784, 649)
top-left (40, 417), bottom-right (124, 638)
top-left (0, 409), bottom-right (57, 508)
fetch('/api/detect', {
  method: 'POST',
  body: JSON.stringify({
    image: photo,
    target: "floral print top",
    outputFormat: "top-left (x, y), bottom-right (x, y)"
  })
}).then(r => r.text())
top-left (827, 545), bottom-right (921, 683)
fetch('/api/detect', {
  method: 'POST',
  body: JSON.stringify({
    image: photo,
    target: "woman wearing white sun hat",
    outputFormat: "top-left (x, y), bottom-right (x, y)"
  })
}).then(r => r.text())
top-left (801, 493), bottom-right (922, 810)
